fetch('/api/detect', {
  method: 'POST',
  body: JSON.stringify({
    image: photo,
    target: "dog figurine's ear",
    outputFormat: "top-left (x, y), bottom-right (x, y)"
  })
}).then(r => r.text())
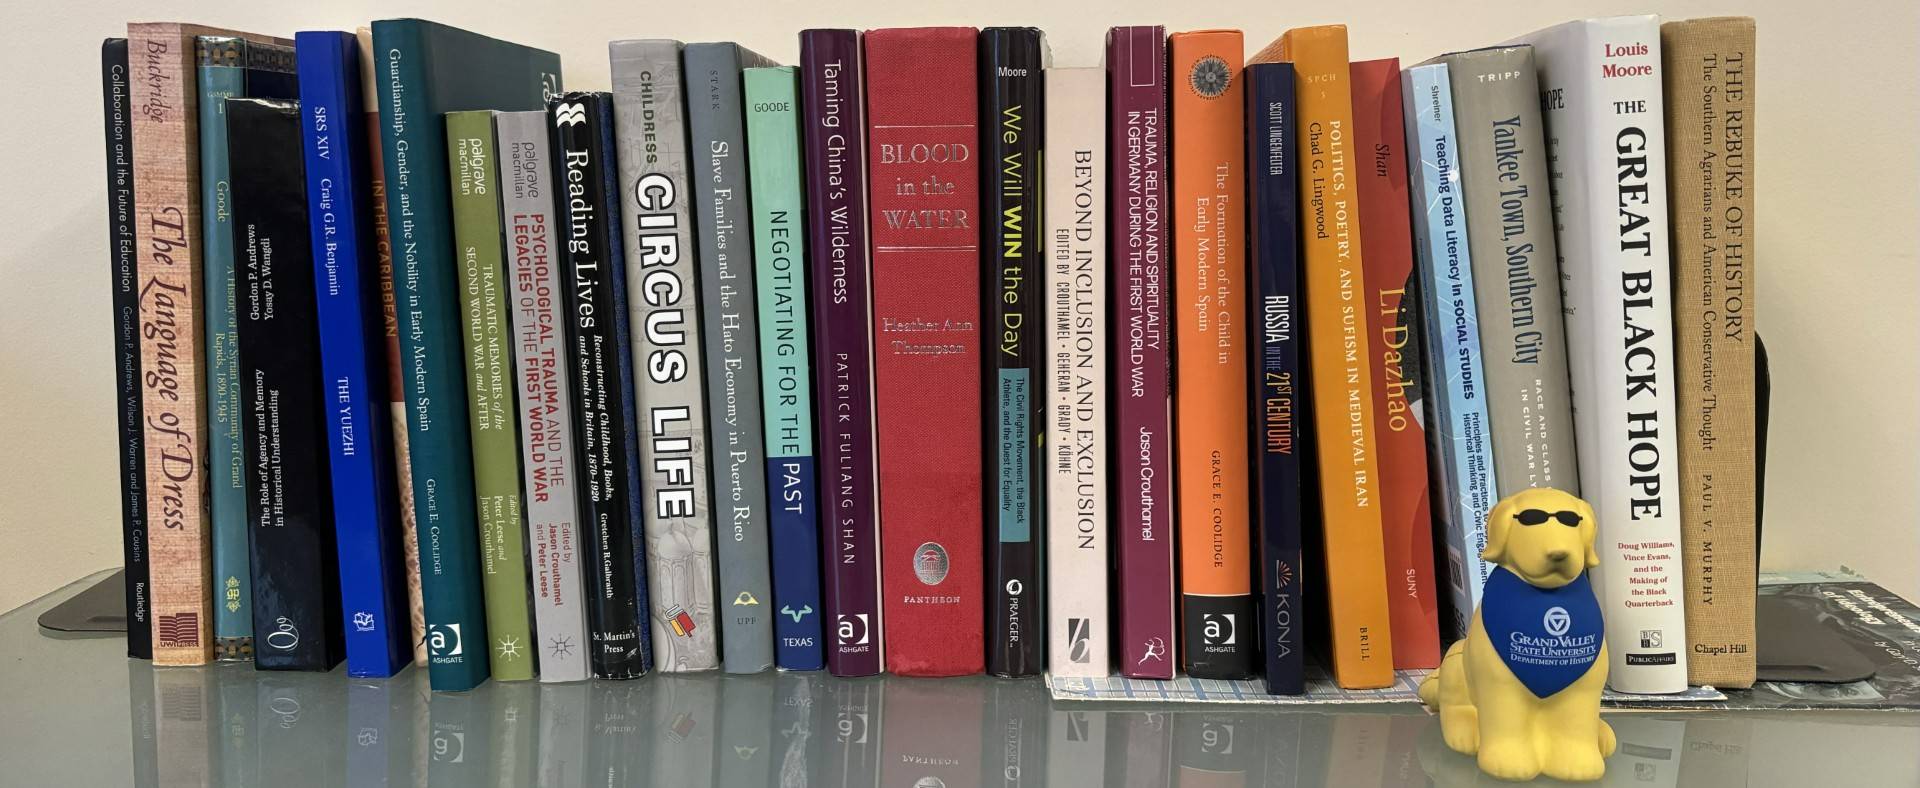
top-left (1482, 494), bottom-right (1513, 565)
top-left (1579, 496), bottom-right (1601, 569)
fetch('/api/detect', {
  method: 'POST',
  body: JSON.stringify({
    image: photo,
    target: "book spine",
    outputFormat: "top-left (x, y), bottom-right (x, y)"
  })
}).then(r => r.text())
top-left (1350, 57), bottom-right (1442, 670)
top-left (1105, 24), bottom-right (1177, 680)
top-left (608, 39), bottom-right (721, 673)
top-left (864, 26), bottom-right (986, 677)
top-left (684, 42), bottom-right (777, 673)
top-left (1170, 28), bottom-right (1255, 680)
top-left (373, 20), bottom-right (490, 691)
top-left (1043, 66), bottom-right (1109, 680)
top-left (744, 66), bottom-right (827, 671)
top-left (980, 27), bottom-right (1047, 679)
top-left (1276, 24), bottom-right (1395, 688)
top-left (103, 37), bottom-right (153, 660)
top-left (1401, 62), bottom-right (1498, 644)
top-left (1662, 16), bottom-right (1758, 690)
top-left (446, 110), bottom-right (535, 681)
top-left (1443, 46), bottom-right (1580, 497)
top-left (550, 91), bottom-right (654, 679)
top-left (497, 109), bottom-right (592, 684)
top-left (356, 27), bottom-right (427, 667)
top-left (1519, 16), bottom-right (1690, 693)
top-left (297, 30), bottom-right (411, 678)
top-left (798, 29), bottom-right (885, 677)
top-left (227, 96), bottom-right (345, 671)
top-left (129, 22), bottom-right (216, 666)
top-left (195, 37), bottom-right (253, 660)
top-left (1243, 61), bottom-right (1307, 694)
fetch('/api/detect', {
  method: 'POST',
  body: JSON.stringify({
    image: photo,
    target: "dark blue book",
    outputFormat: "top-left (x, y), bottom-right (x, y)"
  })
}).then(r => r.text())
top-left (371, 19), bottom-right (561, 691)
top-left (1243, 61), bottom-right (1308, 696)
top-left (296, 30), bottom-right (412, 679)
top-left (549, 91), bottom-right (654, 679)
top-left (102, 37), bottom-right (153, 660)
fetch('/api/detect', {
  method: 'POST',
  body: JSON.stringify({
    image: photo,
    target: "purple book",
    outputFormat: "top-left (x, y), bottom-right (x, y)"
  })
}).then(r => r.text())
top-left (1108, 26), bottom-right (1176, 679)
top-left (801, 29), bottom-right (884, 677)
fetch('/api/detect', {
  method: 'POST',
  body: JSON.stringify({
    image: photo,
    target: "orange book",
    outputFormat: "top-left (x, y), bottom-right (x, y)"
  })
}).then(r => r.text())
top-left (1170, 29), bottom-right (1255, 680)
top-left (1263, 25), bottom-right (1395, 689)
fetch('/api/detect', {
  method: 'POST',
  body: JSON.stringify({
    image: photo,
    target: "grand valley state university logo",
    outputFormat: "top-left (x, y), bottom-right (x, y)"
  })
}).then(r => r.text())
top-left (1481, 567), bottom-right (1603, 698)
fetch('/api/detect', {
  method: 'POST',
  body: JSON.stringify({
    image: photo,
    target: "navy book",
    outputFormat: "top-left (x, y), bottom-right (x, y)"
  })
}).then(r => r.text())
top-left (296, 30), bottom-right (413, 678)
top-left (549, 91), bottom-right (654, 679)
top-left (1244, 62), bottom-right (1309, 695)
top-left (227, 96), bottom-right (345, 671)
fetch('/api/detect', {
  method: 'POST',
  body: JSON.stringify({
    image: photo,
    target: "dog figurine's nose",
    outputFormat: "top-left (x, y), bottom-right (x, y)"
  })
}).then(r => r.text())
top-left (1547, 550), bottom-right (1570, 563)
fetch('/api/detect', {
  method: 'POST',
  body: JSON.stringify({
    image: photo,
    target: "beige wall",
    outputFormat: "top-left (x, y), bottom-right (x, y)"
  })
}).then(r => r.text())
top-left (2, 0), bottom-right (1913, 615)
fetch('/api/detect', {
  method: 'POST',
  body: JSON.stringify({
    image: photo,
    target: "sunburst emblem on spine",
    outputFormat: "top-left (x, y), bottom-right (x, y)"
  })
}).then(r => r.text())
top-left (1190, 55), bottom-right (1231, 98)
top-left (496, 636), bottom-right (521, 660)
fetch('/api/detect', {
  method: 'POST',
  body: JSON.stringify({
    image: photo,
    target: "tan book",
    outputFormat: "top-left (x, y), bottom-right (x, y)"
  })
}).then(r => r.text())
top-left (1663, 16), bottom-right (1758, 689)
top-left (127, 22), bottom-right (288, 666)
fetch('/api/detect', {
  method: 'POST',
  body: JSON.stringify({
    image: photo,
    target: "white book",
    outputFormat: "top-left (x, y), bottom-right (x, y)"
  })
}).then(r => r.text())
top-left (1508, 15), bottom-right (1690, 693)
top-left (496, 110), bottom-right (591, 683)
top-left (1044, 66), bottom-right (1110, 679)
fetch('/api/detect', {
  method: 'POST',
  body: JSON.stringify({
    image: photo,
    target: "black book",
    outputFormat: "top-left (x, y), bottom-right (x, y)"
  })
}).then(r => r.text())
top-left (549, 91), bottom-right (653, 679)
top-left (1244, 61), bottom-right (1310, 695)
top-left (980, 25), bottom-right (1047, 678)
top-left (103, 37), bottom-right (151, 660)
top-left (224, 96), bottom-right (344, 671)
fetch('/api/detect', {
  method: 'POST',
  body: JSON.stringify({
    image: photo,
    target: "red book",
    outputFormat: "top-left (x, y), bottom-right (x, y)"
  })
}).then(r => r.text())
top-left (1350, 58), bottom-right (1441, 669)
top-left (864, 26), bottom-right (986, 676)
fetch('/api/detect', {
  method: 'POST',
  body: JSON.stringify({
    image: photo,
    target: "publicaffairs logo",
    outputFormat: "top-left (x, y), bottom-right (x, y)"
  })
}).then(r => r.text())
top-left (913, 542), bottom-right (949, 585)
top-left (1189, 55), bottom-right (1231, 98)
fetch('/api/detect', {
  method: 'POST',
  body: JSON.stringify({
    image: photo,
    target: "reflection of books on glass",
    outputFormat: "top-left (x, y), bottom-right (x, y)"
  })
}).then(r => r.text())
top-left (1046, 708), bottom-right (1108, 787)
top-left (649, 674), bottom-right (719, 786)
top-left (1604, 717), bottom-right (1685, 788)
top-left (537, 682), bottom-right (590, 788)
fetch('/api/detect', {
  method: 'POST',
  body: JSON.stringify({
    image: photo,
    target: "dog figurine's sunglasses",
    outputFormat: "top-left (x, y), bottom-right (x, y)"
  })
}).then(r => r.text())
top-left (1513, 508), bottom-right (1583, 527)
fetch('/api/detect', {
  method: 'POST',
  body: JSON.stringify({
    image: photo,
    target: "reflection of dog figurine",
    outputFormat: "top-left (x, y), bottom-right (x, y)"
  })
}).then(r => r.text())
top-left (1418, 488), bottom-right (1616, 782)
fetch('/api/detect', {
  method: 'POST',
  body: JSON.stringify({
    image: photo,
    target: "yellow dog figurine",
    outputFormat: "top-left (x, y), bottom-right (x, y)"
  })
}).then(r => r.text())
top-left (1418, 488), bottom-right (1616, 782)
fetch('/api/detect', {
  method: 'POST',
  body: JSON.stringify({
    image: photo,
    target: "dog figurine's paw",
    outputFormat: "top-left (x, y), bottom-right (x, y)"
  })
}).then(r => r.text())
top-left (1438, 705), bottom-right (1479, 755)
top-left (1476, 739), bottom-right (1542, 782)
top-left (1540, 733), bottom-right (1609, 782)
top-left (1598, 718), bottom-right (1617, 757)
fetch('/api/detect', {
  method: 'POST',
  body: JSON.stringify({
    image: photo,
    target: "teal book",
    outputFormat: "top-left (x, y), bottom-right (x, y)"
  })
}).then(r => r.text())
top-left (195, 35), bottom-right (296, 660)
top-left (445, 110), bottom-right (534, 681)
top-left (371, 18), bottom-right (561, 691)
top-left (743, 66), bottom-right (824, 671)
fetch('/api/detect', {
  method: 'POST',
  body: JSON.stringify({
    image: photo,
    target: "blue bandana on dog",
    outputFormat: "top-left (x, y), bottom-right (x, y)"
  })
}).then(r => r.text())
top-left (1480, 567), bottom-right (1604, 698)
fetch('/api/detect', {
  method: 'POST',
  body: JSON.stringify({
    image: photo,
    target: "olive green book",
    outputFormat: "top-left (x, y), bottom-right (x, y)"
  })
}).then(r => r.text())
top-left (446, 109), bottom-right (534, 681)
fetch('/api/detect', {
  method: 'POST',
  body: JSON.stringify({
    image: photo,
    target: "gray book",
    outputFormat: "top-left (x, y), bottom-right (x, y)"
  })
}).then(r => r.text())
top-left (609, 39), bottom-right (722, 673)
top-left (1434, 46), bottom-right (1580, 496)
top-left (495, 110), bottom-right (592, 683)
top-left (684, 41), bottom-right (778, 674)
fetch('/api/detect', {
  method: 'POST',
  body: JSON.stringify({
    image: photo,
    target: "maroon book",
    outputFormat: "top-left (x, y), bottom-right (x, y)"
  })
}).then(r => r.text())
top-left (801, 28), bottom-right (886, 678)
top-left (864, 26), bottom-right (986, 677)
top-left (1350, 58), bottom-right (1441, 669)
top-left (1107, 25), bottom-right (1176, 679)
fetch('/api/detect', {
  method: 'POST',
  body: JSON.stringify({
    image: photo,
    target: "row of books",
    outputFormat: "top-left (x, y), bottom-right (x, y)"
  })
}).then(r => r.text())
top-left (104, 16), bottom-right (1758, 695)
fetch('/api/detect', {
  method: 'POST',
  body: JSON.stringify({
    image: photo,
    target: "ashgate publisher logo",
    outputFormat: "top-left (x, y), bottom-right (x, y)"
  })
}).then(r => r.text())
top-left (552, 101), bottom-right (587, 127)
top-left (1544, 606), bottom-right (1572, 637)
top-left (1202, 612), bottom-right (1236, 647)
top-left (428, 623), bottom-right (463, 658)
top-left (1067, 617), bottom-right (1092, 663)
top-left (913, 542), bottom-right (949, 585)
top-left (837, 613), bottom-right (870, 646)
top-left (1189, 56), bottom-right (1231, 99)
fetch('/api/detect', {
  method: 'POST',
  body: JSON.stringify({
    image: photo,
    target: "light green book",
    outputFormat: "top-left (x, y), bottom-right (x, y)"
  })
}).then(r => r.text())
top-left (445, 109), bottom-right (533, 681)
top-left (742, 66), bottom-right (824, 670)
